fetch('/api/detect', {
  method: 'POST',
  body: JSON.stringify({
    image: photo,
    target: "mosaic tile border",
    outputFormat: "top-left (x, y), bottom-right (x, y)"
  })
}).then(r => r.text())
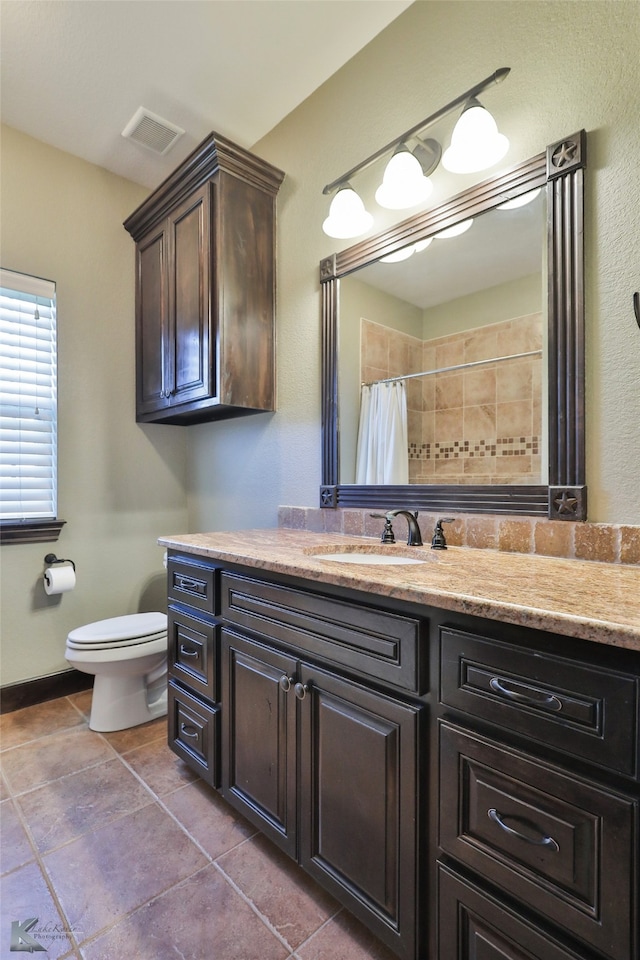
top-left (409, 436), bottom-right (541, 461)
top-left (279, 506), bottom-right (640, 566)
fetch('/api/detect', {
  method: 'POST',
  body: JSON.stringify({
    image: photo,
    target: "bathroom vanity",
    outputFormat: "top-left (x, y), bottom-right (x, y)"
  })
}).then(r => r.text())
top-left (158, 528), bottom-right (640, 960)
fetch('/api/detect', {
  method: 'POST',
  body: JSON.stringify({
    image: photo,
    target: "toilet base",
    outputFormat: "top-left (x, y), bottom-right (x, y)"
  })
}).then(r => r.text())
top-left (89, 673), bottom-right (167, 732)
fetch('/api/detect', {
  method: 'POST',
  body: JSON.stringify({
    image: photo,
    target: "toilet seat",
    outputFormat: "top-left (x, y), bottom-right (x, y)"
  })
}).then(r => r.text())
top-left (66, 612), bottom-right (167, 651)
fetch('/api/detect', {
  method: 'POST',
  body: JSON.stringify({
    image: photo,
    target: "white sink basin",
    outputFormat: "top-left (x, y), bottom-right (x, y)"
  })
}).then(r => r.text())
top-left (312, 552), bottom-right (426, 565)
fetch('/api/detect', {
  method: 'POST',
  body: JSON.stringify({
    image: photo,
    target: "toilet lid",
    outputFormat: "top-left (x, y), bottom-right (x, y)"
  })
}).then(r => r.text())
top-left (67, 612), bottom-right (167, 645)
top-left (66, 631), bottom-right (167, 652)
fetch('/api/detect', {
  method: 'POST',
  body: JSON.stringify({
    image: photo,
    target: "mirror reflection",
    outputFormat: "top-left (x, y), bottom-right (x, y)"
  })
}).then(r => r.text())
top-left (338, 189), bottom-right (547, 487)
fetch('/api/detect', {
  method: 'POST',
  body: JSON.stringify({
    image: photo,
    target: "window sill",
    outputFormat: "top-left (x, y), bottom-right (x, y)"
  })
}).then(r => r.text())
top-left (0, 519), bottom-right (66, 544)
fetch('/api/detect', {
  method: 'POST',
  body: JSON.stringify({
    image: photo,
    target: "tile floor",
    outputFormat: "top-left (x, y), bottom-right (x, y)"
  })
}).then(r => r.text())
top-left (0, 692), bottom-right (398, 960)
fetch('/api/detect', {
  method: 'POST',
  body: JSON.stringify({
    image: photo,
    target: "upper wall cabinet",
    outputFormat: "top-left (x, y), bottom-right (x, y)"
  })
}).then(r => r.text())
top-left (124, 133), bottom-right (285, 425)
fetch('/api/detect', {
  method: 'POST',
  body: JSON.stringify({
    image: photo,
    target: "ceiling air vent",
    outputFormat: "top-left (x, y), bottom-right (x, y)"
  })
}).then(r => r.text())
top-left (121, 107), bottom-right (185, 155)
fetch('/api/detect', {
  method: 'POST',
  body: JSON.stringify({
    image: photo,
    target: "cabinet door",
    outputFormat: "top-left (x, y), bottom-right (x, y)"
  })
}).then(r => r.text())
top-left (167, 183), bottom-right (212, 407)
top-left (298, 662), bottom-right (420, 960)
top-left (221, 628), bottom-right (297, 858)
top-left (136, 221), bottom-right (169, 416)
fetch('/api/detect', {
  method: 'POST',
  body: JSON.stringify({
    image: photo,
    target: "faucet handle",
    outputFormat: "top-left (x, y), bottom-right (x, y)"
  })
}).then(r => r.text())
top-left (370, 513), bottom-right (396, 544)
top-left (431, 517), bottom-right (455, 550)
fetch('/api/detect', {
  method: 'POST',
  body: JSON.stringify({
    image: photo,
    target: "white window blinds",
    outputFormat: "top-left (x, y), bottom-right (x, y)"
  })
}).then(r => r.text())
top-left (0, 268), bottom-right (57, 521)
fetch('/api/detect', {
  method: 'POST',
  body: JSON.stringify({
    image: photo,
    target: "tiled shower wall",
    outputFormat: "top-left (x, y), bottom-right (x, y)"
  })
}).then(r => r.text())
top-left (361, 313), bottom-right (543, 484)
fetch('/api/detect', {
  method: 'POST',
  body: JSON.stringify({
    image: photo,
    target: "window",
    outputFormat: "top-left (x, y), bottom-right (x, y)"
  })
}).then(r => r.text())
top-left (0, 268), bottom-right (63, 543)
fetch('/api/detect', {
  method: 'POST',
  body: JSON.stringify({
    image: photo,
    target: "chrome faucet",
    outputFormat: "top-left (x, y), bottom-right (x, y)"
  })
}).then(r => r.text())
top-left (370, 510), bottom-right (423, 546)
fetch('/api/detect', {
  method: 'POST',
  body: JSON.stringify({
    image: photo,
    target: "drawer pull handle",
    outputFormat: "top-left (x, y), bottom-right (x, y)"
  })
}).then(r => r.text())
top-left (180, 723), bottom-right (199, 739)
top-left (294, 682), bottom-right (309, 701)
top-left (489, 677), bottom-right (563, 712)
top-left (279, 675), bottom-right (294, 693)
top-left (488, 808), bottom-right (560, 852)
top-left (174, 574), bottom-right (206, 595)
top-left (179, 645), bottom-right (198, 658)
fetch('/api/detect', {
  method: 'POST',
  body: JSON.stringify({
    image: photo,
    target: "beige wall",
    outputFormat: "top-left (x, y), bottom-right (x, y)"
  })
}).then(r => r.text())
top-left (0, 127), bottom-right (188, 686)
top-left (2, 0), bottom-right (639, 686)
top-left (422, 273), bottom-right (542, 340)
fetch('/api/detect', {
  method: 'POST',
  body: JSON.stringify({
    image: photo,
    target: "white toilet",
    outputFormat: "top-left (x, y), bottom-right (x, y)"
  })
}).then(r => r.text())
top-left (65, 612), bottom-right (168, 732)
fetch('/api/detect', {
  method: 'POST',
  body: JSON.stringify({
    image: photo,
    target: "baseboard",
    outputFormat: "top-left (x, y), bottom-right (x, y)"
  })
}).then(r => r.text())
top-left (1, 669), bottom-right (92, 714)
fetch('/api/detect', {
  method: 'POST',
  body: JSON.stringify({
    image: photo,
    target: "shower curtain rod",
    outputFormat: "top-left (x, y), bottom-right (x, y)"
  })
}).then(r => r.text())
top-left (362, 350), bottom-right (542, 387)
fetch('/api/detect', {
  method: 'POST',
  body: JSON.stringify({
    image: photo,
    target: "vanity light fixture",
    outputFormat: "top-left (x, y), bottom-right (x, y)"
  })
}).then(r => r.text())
top-left (321, 67), bottom-right (510, 240)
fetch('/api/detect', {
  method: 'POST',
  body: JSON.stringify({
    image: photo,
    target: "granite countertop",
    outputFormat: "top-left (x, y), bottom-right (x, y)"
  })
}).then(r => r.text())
top-left (158, 528), bottom-right (640, 652)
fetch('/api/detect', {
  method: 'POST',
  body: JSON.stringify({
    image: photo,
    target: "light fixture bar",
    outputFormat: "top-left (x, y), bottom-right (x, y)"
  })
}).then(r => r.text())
top-left (322, 67), bottom-right (510, 196)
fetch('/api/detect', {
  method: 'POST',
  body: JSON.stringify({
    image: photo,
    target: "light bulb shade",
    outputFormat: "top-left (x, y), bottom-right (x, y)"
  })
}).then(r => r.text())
top-left (375, 149), bottom-right (433, 210)
top-left (497, 187), bottom-right (541, 210)
top-left (434, 219), bottom-right (474, 239)
top-left (380, 236), bottom-right (434, 263)
top-left (380, 245), bottom-right (417, 264)
top-left (442, 102), bottom-right (509, 174)
top-left (322, 186), bottom-right (373, 239)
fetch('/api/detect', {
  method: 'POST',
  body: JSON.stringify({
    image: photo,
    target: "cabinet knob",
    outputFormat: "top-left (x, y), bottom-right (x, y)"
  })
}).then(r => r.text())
top-left (294, 681), bottom-right (310, 701)
top-left (279, 675), bottom-right (293, 693)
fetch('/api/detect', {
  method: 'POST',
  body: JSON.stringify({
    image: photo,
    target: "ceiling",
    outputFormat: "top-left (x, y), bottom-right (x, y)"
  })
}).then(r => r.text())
top-left (0, 0), bottom-right (413, 190)
top-left (359, 189), bottom-right (544, 310)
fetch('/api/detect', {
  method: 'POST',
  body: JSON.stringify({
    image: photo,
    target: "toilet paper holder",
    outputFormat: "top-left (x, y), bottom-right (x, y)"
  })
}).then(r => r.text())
top-left (44, 553), bottom-right (76, 572)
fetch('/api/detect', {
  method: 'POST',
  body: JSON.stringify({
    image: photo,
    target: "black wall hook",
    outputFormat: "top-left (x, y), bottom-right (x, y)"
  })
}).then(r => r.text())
top-left (634, 292), bottom-right (640, 330)
top-left (44, 553), bottom-right (76, 572)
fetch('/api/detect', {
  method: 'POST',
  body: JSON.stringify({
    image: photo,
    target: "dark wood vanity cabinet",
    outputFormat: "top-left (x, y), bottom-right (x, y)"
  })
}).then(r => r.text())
top-left (437, 865), bottom-right (587, 960)
top-left (437, 626), bottom-right (639, 960)
top-left (124, 133), bottom-right (284, 424)
top-left (165, 551), bottom-right (639, 960)
top-left (222, 630), bottom-right (420, 957)
top-left (166, 554), bottom-right (222, 787)
top-left (220, 573), bottom-right (423, 960)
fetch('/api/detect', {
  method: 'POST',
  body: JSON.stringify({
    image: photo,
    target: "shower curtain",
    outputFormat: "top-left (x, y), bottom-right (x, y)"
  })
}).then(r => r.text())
top-left (355, 381), bottom-right (409, 485)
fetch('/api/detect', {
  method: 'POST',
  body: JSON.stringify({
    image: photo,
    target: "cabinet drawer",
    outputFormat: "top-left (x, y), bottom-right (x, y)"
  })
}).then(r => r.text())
top-left (167, 555), bottom-right (219, 615)
top-left (221, 571), bottom-right (425, 692)
top-left (168, 607), bottom-right (218, 702)
top-left (440, 627), bottom-right (639, 777)
top-left (437, 864), bottom-right (585, 960)
top-left (168, 681), bottom-right (219, 787)
top-left (439, 722), bottom-right (637, 960)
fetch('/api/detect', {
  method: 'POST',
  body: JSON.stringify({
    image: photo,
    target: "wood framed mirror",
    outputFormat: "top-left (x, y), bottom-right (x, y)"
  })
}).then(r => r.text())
top-left (320, 130), bottom-right (586, 520)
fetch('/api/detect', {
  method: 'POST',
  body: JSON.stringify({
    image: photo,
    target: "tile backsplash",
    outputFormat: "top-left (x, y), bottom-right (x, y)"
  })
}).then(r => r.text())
top-left (278, 507), bottom-right (640, 566)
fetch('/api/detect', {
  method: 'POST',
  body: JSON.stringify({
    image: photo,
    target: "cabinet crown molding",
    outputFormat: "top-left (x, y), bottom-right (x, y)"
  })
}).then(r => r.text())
top-left (124, 131), bottom-right (285, 241)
